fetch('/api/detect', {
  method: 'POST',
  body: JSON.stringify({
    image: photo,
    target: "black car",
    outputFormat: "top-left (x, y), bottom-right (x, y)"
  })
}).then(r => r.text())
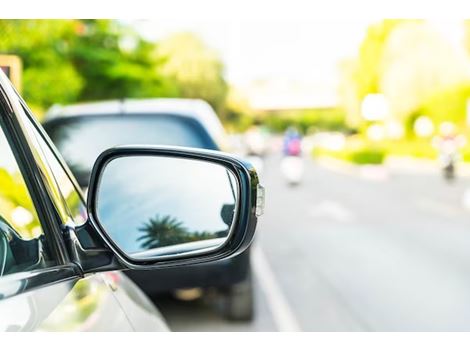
top-left (43, 98), bottom-right (260, 320)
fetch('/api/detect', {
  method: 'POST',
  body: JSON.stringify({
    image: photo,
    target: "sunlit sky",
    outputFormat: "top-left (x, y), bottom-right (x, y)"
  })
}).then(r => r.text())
top-left (129, 19), bottom-right (466, 109)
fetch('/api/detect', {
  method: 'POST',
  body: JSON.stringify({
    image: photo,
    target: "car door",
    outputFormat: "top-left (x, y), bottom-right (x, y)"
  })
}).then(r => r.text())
top-left (18, 102), bottom-right (169, 331)
top-left (0, 71), bottom-right (167, 331)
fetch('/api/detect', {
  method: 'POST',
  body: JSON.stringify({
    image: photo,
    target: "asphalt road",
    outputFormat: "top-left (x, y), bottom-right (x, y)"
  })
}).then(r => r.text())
top-left (155, 153), bottom-right (470, 331)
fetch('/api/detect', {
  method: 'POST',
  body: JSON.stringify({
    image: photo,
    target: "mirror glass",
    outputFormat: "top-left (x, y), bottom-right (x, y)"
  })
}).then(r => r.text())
top-left (95, 155), bottom-right (239, 260)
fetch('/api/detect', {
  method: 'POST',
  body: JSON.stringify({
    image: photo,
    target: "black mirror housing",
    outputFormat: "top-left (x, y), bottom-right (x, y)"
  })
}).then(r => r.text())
top-left (82, 145), bottom-right (262, 271)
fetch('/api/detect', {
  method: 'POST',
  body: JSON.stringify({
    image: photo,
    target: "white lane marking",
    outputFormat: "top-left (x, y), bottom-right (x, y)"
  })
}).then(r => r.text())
top-left (310, 200), bottom-right (355, 223)
top-left (252, 245), bottom-right (301, 332)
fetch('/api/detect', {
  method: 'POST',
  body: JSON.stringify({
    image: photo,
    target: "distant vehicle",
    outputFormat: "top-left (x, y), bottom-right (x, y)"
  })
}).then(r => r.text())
top-left (281, 127), bottom-right (304, 186)
top-left (0, 71), bottom-right (261, 331)
top-left (245, 124), bottom-right (269, 157)
top-left (43, 98), bottom-right (258, 321)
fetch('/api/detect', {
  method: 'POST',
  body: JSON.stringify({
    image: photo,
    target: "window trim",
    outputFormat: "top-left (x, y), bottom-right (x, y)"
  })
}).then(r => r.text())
top-left (21, 104), bottom-right (87, 206)
top-left (20, 104), bottom-right (87, 226)
top-left (0, 80), bottom-right (81, 299)
top-left (0, 89), bottom-right (69, 262)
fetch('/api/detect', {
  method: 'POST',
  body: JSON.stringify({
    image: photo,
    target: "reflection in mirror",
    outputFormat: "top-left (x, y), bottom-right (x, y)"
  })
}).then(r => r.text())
top-left (95, 155), bottom-right (238, 260)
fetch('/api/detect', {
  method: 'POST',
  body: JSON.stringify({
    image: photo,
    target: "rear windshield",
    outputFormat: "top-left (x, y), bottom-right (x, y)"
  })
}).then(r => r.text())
top-left (44, 114), bottom-right (218, 187)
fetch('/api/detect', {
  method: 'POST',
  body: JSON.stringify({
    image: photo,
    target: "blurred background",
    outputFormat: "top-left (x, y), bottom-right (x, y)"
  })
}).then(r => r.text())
top-left (3, 19), bottom-right (470, 331)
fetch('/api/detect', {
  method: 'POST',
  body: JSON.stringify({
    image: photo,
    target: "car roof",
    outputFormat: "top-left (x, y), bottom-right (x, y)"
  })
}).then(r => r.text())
top-left (44, 98), bottom-right (229, 150)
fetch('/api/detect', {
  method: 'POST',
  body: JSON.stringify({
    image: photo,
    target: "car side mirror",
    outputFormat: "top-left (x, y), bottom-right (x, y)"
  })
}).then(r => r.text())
top-left (85, 145), bottom-right (264, 269)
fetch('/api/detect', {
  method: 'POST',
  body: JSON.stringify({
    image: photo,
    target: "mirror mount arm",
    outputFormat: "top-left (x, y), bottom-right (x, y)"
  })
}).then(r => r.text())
top-left (62, 221), bottom-right (124, 275)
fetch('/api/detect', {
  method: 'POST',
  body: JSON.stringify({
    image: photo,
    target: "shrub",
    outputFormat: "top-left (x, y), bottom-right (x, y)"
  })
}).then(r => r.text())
top-left (348, 147), bottom-right (386, 164)
top-left (312, 142), bottom-right (386, 165)
top-left (312, 134), bottom-right (387, 165)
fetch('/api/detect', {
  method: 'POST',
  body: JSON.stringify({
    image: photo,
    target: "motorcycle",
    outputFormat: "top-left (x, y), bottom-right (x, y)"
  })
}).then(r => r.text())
top-left (440, 149), bottom-right (458, 181)
top-left (438, 138), bottom-right (460, 181)
top-left (280, 155), bottom-right (304, 186)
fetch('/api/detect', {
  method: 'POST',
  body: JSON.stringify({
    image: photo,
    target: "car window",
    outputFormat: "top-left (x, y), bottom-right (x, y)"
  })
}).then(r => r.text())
top-left (44, 114), bottom-right (218, 188)
top-left (19, 110), bottom-right (86, 226)
top-left (0, 117), bottom-right (56, 277)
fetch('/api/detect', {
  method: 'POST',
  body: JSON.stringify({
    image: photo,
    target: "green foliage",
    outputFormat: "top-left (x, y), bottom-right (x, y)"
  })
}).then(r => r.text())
top-left (23, 64), bottom-right (84, 108)
top-left (312, 134), bottom-right (446, 166)
top-left (0, 21), bottom-right (229, 121)
top-left (353, 20), bottom-right (409, 99)
top-left (349, 147), bottom-right (386, 165)
top-left (224, 87), bottom-right (255, 132)
top-left (225, 113), bottom-right (255, 132)
top-left (0, 20), bottom-right (83, 109)
top-left (154, 32), bottom-right (228, 116)
top-left (343, 19), bottom-right (470, 129)
top-left (69, 20), bottom-right (178, 101)
top-left (461, 146), bottom-right (470, 162)
top-left (263, 108), bottom-right (348, 134)
top-left (0, 20), bottom-right (178, 115)
top-left (383, 138), bottom-right (438, 159)
top-left (416, 83), bottom-right (470, 127)
top-left (313, 141), bottom-right (386, 165)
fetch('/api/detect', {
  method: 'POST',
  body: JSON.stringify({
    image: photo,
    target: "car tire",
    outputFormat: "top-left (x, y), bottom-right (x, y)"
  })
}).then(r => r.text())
top-left (218, 269), bottom-right (254, 321)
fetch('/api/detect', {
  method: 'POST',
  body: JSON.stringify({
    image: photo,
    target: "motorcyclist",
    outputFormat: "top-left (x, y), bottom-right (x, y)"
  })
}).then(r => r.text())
top-left (283, 126), bottom-right (302, 157)
top-left (432, 122), bottom-right (465, 181)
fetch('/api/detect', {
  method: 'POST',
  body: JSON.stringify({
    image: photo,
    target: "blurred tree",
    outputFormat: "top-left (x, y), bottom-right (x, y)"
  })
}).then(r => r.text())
top-left (340, 19), bottom-right (470, 131)
top-left (417, 83), bottom-right (470, 129)
top-left (380, 21), bottom-right (470, 123)
top-left (338, 58), bottom-right (362, 127)
top-left (353, 20), bottom-right (408, 100)
top-left (0, 20), bottom-right (83, 112)
top-left (0, 20), bottom-right (177, 116)
top-left (339, 20), bottom-right (407, 127)
top-left (224, 86), bottom-right (255, 132)
top-left (154, 32), bottom-right (228, 116)
top-left (69, 20), bottom-right (178, 101)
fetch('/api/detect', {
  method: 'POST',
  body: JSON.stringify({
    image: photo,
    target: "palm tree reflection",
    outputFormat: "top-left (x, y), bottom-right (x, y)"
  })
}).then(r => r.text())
top-left (137, 203), bottom-right (234, 250)
top-left (137, 214), bottom-right (216, 249)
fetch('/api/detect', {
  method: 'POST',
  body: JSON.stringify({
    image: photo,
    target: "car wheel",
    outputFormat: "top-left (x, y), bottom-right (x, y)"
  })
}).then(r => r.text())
top-left (217, 269), bottom-right (254, 321)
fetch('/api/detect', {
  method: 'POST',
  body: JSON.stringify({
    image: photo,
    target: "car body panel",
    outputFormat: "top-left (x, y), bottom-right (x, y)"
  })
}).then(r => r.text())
top-left (0, 273), bottom-right (130, 331)
top-left (0, 263), bottom-right (169, 331)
